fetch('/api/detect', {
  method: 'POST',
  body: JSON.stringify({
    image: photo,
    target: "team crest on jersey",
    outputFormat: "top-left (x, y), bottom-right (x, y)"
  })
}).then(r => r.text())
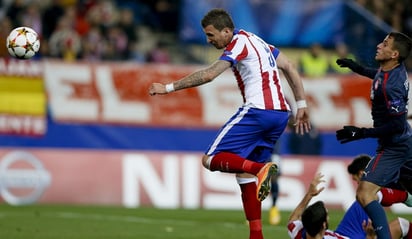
top-left (374, 77), bottom-right (381, 90)
top-left (370, 86), bottom-right (374, 100)
top-left (371, 77), bottom-right (381, 99)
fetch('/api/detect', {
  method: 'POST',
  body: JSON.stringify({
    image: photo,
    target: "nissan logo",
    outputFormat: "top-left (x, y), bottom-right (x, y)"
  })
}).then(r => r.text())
top-left (0, 151), bottom-right (51, 205)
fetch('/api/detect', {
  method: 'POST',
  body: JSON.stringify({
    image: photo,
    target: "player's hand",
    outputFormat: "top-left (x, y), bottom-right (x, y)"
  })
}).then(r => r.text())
top-left (308, 172), bottom-right (325, 197)
top-left (336, 58), bottom-right (361, 72)
top-left (336, 58), bottom-right (356, 68)
top-left (149, 83), bottom-right (167, 96)
top-left (336, 125), bottom-right (364, 144)
top-left (294, 108), bottom-right (311, 135)
top-left (362, 219), bottom-right (376, 239)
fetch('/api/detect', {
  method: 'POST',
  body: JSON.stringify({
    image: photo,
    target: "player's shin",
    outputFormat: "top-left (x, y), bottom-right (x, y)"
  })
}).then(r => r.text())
top-left (238, 178), bottom-right (264, 239)
top-left (364, 200), bottom-right (391, 239)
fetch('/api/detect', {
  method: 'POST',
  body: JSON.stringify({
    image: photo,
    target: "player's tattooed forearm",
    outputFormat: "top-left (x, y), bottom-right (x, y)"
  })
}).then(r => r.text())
top-left (175, 71), bottom-right (208, 90)
top-left (174, 60), bottom-right (227, 90)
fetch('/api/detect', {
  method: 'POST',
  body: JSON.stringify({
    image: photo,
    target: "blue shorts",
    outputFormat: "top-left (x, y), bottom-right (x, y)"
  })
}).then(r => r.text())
top-left (205, 105), bottom-right (289, 163)
top-left (335, 201), bottom-right (368, 239)
top-left (362, 136), bottom-right (412, 187)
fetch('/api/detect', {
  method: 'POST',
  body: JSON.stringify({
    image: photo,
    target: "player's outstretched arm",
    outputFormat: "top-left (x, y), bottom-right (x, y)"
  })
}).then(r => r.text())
top-left (336, 115), bottom-right (405, 144)
top-left (336, 58), bottom-right (377, 79)
top-left (149, 60), bottom-right (230, 96)
top-left (276, 52), bottom-right (311, 135)
top-left (288, 173), bottom-right (325, 222)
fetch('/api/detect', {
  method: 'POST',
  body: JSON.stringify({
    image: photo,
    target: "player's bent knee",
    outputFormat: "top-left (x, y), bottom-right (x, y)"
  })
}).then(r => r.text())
top-left (356, 190), bottom-right (372, 206)
top-left (202, 155), bottom-right (211, 169)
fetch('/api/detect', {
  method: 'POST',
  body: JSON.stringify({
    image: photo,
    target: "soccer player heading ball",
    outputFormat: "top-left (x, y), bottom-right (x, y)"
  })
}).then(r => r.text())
top-left (149, 8), bottom-right (310, 239)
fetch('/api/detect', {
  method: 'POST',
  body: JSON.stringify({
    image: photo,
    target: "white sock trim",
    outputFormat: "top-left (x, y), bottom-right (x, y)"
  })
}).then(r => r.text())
top-left (398, 217), bottom-right (409, 237)
top-left (204, 155), bottom-right (214, 170)
top-left (236, 177), bottom-right (256, 184)
top-left (376, 190), bottom-right (383, 203)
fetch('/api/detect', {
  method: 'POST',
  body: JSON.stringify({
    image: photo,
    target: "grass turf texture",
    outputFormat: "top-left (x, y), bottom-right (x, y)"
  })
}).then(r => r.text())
top-left (0, 204), bottom-right (410, 239)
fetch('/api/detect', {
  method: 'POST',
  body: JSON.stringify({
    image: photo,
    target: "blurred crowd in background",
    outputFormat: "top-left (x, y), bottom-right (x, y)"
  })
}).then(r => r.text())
top-left (0, 0), bottom-right (179, 63)
top-left (355, 0), bottom-right (412, 36)
top-left (0, 0), bottom-right (411, 72)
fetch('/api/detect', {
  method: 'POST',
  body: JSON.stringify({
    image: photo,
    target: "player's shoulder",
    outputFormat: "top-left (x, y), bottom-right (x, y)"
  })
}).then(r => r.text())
top-left (390, 64), bottom-right (408, 78)
top-left (231, 30), bottom-right (248, 44)
top-left (236, 29), bottom-right (251, 36)
top-left (235, 29), bottom-right (262, 41)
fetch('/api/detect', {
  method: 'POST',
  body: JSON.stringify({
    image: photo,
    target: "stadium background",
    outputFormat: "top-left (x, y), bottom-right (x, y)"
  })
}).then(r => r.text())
top-left (0, 0), bottom-right (411, 217)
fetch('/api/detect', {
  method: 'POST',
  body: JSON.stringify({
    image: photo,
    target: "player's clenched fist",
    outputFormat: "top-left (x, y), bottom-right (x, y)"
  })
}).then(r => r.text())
top-left (149, 83), bottom-right (167, 96)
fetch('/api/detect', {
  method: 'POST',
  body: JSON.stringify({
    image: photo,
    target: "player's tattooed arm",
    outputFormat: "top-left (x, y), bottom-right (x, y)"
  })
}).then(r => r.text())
top-left (149, 60), bottom-right (230, 95)
top-left (174, 60), bottom-right (230, 90)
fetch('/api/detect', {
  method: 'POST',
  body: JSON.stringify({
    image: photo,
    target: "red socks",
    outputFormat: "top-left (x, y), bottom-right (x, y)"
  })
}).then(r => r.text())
top-left (209, 152), bottom-right (264, 175)
top-left (210, 152), bottom-right (267, 239)
top-left (380, 188), bottom-right (408, 206)
top-left (240, 182), bottom-right (263, 239)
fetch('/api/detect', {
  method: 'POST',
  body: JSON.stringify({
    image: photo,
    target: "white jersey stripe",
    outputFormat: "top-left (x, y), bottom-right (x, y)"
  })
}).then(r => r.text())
top-left (206, 106), bottom-right (250, 155)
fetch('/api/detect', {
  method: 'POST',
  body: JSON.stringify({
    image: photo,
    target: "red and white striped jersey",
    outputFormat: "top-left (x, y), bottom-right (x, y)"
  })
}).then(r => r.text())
top-left (219, 29), bottom-right (290, 111)
top-left (288, 220), bottom-right (349, 239)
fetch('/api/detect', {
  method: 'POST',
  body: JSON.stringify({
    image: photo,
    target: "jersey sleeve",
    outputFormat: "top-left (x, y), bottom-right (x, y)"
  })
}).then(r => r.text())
top-left (386, 78), bottom-right (408, 116)
top-left (270, 45), bottom-right (280, 59)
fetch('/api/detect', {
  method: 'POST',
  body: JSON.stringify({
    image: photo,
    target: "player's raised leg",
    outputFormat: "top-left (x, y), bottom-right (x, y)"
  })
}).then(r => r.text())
top-left (203, 153), bottom-right (278, 201)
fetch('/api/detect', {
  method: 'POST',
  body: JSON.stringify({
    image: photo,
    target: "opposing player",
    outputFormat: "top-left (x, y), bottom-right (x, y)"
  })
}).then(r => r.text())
top-left (336, 32), bottom-right (412, 238)
top-left (336, 154), bottom-right (412, 239)
top-left (149, 8), bottom-right (310, 239)
top-left (288, 172), bottom-right (412, 239)
top-left (288, 173), bottom-right (360, 239)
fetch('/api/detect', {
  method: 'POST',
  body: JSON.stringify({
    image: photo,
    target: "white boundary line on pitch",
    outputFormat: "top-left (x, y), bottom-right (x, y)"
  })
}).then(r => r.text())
top-left (55, 211), bottom-right (284, 231)
top-left (57, 211), bottom-right (199, 226)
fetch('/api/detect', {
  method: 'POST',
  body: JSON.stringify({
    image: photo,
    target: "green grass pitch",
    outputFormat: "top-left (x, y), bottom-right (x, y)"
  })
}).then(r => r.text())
top-left (0, 204), bottom-right (410, 239)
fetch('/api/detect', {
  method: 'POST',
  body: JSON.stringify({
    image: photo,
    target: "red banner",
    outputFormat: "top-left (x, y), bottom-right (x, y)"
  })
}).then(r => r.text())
top-left (1, 59), bottom-right (410, 131)
top-left (44, 60), bottom-right (408, 130)
top-left (0, 149), bottom-right (410, 214)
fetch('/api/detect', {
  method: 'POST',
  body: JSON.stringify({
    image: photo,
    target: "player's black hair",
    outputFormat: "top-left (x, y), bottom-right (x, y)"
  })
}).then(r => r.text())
top-left (302, 201), bottom-right (327, 237)
top-left (201, 8), bottom-right (235, 31)
top-left (389, 32), bottom-right (412, 63)
top-left (347, 154), bottom-right (371, 175)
